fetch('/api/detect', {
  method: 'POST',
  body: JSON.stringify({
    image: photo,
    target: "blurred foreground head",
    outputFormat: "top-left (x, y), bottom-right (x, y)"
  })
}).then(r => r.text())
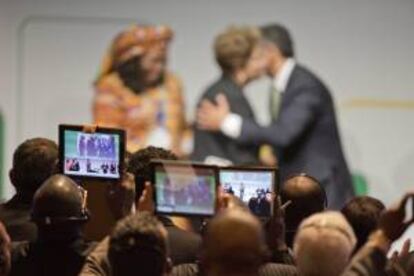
top-left (202, 208), bottom-right (268, 276)
top-left (109, 212), bottom-right (170, 276)
top-left (294, 211), bottom-right (356, 276)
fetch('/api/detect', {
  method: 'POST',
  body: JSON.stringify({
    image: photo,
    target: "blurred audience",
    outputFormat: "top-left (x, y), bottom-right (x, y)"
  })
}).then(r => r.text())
top-left (10, 174), bottom-right (95, 276)
top-left (94, 25), bottom-right (188, 155)
top-left (0, 138), bottom-right (58, 242)
top-left (341, 193), bottom-right (414, 275)
top-left (81, 146), bottom-right (201, 276)
top-left (174, 206), bottom-right (297, 276)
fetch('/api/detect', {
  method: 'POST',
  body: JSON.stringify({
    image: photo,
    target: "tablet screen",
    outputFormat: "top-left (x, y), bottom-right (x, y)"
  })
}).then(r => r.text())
top-left (62, 129), bottom-right (122, 179)
top-left (219, 169), bottom-right (274, 217)
top-left (153, 162), bottom-right (217, 216)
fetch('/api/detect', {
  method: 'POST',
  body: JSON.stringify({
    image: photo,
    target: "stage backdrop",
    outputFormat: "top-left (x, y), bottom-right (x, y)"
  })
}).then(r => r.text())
top-left (0, 0), bottom-right (413, 214)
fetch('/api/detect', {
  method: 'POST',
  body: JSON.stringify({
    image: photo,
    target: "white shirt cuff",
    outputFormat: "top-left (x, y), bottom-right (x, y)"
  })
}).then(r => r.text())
top-left (220, 113), bottom-right (242, 138)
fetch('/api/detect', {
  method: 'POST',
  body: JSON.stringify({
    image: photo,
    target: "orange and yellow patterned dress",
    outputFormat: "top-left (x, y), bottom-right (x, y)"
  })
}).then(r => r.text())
top-left (93, 71), bottom-right (186, 154)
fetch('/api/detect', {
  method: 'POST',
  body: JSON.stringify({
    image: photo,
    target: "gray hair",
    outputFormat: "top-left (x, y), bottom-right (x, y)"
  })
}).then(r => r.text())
top-left (293, 211), bottom-right (356, 276)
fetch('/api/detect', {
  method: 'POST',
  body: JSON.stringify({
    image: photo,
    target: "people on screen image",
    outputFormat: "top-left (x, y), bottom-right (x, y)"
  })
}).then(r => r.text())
top-left (78, 135), bottom-right (116, 159)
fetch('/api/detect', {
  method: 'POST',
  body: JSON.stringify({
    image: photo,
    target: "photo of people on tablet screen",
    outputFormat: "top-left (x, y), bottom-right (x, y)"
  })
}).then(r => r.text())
top-left (220, 170), bottom-right (274, 217)
top-left (63, 130), bottom-right (121, 179)
top-left (155, 166), bottom-right (216, 216)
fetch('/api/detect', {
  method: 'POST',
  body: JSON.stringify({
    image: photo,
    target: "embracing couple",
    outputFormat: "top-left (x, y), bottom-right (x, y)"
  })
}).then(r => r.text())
top-left (192, 24), bottom-right (354, 209)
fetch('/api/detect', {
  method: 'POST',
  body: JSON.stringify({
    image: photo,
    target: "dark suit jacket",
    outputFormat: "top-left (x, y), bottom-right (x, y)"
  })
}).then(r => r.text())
top-left (0, 195), bottom-right (37, 242)
top-left (192, 75), bottom-right (259, 165)
top-left (11, 237), bottom-right (96, 276)
top-left (238, 65), bottom-right (354, 209)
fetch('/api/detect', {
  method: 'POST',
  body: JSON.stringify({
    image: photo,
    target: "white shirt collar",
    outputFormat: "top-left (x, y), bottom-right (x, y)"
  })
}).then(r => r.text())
top-left (273, 58), bottom-right (296, 92)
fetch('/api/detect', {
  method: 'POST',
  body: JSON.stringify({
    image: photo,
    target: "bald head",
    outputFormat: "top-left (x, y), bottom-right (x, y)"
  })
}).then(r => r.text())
top-left (281, 175), bottom-right (326, 247)
top-left (203, 209), bottom-right (268, 276)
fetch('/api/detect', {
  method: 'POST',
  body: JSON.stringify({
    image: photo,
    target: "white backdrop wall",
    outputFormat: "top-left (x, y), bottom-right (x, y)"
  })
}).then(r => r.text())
top-left (1, 0), bottom-right (414, 208)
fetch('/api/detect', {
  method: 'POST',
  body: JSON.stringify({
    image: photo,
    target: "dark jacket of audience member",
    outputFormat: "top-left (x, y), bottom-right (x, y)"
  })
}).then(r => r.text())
top-left (10, 175), bottom-right (96, 276)
top-left (0, 138), bottom-right (58, 242)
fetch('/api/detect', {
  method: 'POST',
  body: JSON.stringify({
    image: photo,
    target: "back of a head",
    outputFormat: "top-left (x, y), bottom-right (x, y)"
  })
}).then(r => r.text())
top-left (341, 196), bottom-right (385, 251)
top-left (281, 175), bottom-right (326, 246)
top-left (31, 174), bottom-right (88, 230)
top-left (260, 23), bottom-right (294, 58)
top-left (109, 212), bottom-right (169, 276)
top-left (294, 211), bottom-right (356, 276)
top-left (202, 209), bottom-right (268, 276)
top-left (214, 26), bottom-right (261, 75)
top-left (127, 146), bottom-right (177, 200)
top-left (10, 138), bottom-right (58, 197)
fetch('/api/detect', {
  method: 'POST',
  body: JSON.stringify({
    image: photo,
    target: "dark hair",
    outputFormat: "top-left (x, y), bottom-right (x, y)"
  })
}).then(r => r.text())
top-left (341, 196), bottom-right (385, 251)
top-left (260, 24), bottom-right (294, 58)
top-left (109, 212), bottom-right (167, 276)
top-left (281, 174), bottom-right (326, 247)
top-left (11, 138), bottom-right (58, 196)
top-left (127, 146), bottom-right (177, 200)
top-left (115, 56), bottom-right (164, 94)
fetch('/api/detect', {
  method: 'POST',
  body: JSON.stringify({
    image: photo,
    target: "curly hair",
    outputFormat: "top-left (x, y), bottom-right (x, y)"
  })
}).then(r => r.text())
top-left (126, 146), bottom-right (177, 199)
top-left (109, 212), bottom-right (167, 276)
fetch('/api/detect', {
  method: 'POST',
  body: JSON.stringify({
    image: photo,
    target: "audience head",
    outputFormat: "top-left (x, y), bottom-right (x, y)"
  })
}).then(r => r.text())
top-left (294, 211), bottom-right (356, 276)
top-left (201, 208), bottom-right (268, 276)
top-left (341, 196), bottom-right (385, 251)
top-left (127, 146), bottom-right (177, 201)
top-left (31, 174), bottom-right (89, 239)
top-left (280, 174), bottom-right (326, 247)
top-left (9, 138), bottom-right (58, 200)
top-left (259, 23), bottom-right (294, 76)
top-left (100, 25), bottom-right (173, 92)
top-left (0, 222), bottom-right (11, 276)
top-left (109, 212), bottom-right (170, 276)
top-left (214, 26), bottom-right (266, 82)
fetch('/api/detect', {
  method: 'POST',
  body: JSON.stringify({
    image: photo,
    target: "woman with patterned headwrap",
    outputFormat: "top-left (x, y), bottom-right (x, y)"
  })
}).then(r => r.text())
top-left (93, 25), bottom-right (187, 154)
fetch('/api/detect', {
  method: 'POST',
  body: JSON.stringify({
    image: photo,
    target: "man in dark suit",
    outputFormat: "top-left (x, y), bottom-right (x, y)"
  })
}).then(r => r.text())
top-left (191, 26), bottom-right (267, 165)
top-left (197, 24), bottom-right (354, 209)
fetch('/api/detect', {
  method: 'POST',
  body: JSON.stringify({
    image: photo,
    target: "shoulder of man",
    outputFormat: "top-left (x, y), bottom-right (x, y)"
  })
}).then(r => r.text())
top-left (290, 64), bottom-right (328, 92)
